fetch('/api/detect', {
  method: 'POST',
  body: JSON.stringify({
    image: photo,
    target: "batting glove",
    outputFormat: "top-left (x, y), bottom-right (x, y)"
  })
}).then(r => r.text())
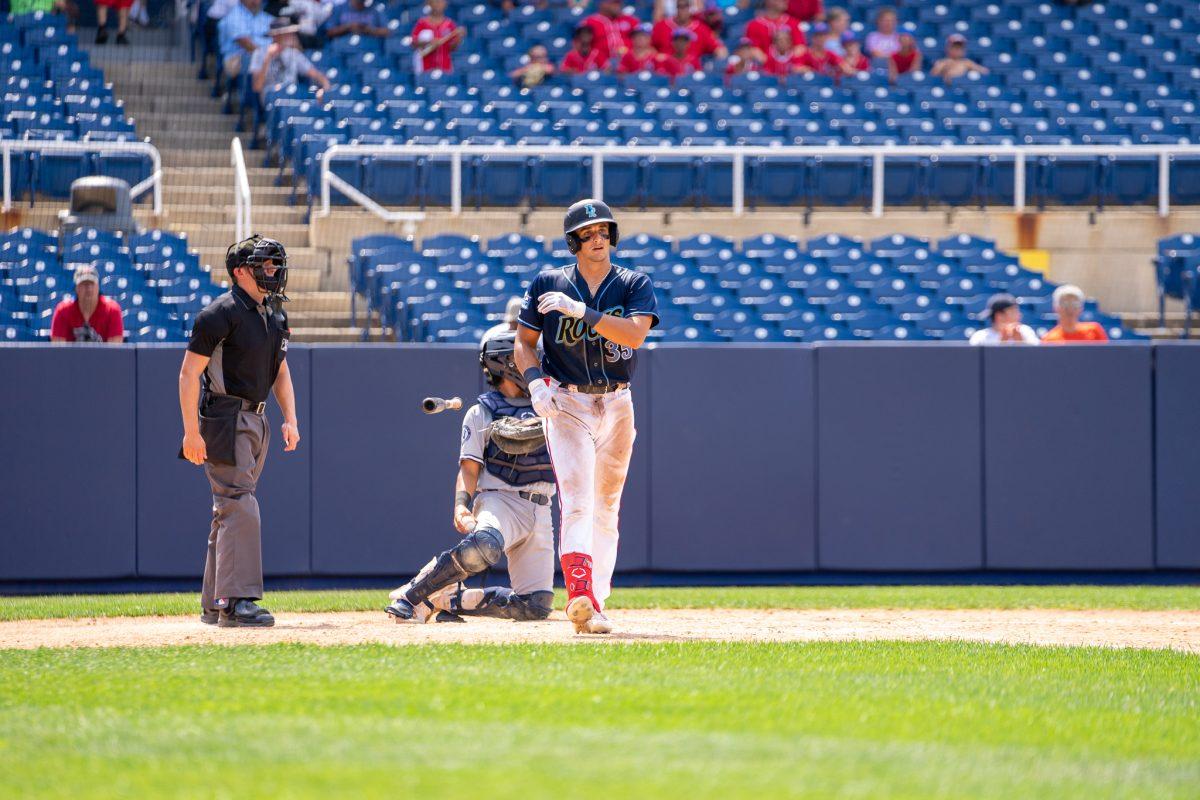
top-left (537, 291), bottom-right (585, 319)
top-left (529, 378), bottom-right (561, 419)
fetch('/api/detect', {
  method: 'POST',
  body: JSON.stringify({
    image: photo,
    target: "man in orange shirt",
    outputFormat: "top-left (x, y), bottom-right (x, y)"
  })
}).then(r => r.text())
top-left (1042, 284), bottom-right (1109, 343)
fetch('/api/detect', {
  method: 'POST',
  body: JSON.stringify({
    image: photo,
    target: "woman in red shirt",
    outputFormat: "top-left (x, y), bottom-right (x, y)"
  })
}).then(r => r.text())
top-left (888, 32), bottom-right (922, 80)
top-left (841, 34), bottom-right (871, 71)
top-left (795, 24), bottom-right (849, 78)
top-left (745, 0), bottom-right (806, 57)
top-left (411, 0), bottom-right (463, 73)
top-left (762, 28), bottom-right (805, 78)
top-left (657, 28), bottom-right (703, 78)
top-left (618, 24), bottom-right (667, 73)
top-left (561, 26), bottom-right (608, 73)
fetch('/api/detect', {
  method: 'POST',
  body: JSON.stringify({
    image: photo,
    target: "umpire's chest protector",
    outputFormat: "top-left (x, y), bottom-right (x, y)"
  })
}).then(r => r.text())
top-left (478, 392), bottom-right (556, 486)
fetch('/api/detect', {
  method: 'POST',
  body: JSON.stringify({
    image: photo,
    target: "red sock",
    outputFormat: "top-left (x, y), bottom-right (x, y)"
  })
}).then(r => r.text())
top-left (561, 552), bottom-right (599, 609)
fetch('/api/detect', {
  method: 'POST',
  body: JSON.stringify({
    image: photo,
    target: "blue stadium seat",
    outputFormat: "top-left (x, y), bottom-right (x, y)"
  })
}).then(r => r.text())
top-left (532, 156), bottom-right (590, 208)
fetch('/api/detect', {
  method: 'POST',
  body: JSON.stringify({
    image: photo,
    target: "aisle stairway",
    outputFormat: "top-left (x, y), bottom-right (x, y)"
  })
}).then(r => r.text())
top-left (82, 42), bottom-right (375, 341)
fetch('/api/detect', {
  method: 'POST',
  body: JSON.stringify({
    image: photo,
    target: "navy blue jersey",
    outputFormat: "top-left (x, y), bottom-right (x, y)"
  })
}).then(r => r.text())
top-left (518, 263), bottom-right (659, 388)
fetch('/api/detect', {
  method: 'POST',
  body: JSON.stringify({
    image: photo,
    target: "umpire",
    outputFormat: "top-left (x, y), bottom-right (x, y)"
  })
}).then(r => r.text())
top-left (178, 235), bottom-right (299, 628)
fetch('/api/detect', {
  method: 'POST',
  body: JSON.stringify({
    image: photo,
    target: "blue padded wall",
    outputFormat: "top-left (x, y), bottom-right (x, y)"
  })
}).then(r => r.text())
top-left (310, 346), bottom-right (482, 575)
top-left (1153, 342), bottom-right (1200, 568)
top-left (0, 346), bottom-right (137, 579)
top-left (135, 345), bottom-right (312, 577)
top-left (816, 344), bottom-right (984, 570)
top-left (983, 345), bottom-right (1154, 570)
top-left (649, 345), bottom-right (816, 570)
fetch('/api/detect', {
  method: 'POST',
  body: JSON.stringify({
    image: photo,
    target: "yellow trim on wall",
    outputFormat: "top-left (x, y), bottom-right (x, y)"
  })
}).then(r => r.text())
top-left (1018, 249), bottom-right (1050, 275)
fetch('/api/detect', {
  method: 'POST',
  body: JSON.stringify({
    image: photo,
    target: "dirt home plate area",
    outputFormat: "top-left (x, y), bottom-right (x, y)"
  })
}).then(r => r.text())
top-left (1, 608), bottom-right (1198, 652)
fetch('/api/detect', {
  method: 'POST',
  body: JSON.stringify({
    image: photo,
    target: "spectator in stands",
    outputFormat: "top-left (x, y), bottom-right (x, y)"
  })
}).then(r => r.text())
top-left (412, 0), bottom-right (464, 73)
top-left (970, 293), bottom-right (1039, 345)
top-left (483, 297), bottom-right (524, 341)
top-left (10, 0), bottom-right (79, 33)
top-left (510, 44), bottom-right (556, 86)
top-left (618, 24), bottom-right (668, 74)
top-left (95, 0), bottom-right (133, 44)
top-left (561, 25), bottom-right (607, 73)
top-left (761, 27), bottom-right (803, 77)
top-left (50, 265), bottom-right (124, 344)
top-left (864, 6), bottom-right (900, 59)
top-left (930, 34), bottom-right (989, 83)
top-left (218, 0), bottom-right (273, 80)
top-left (498, 0), bottom-right (548, 14)
top-left (585, 0), bottom-right (640, 70)
top-left (659, 28), bottom-right (704, 77)
top-left (745, 0), bottom-right (805, 58)
top-left (725, 36), bottom-right (764, 77)
top-left (252, 17), bottom-right (332, 102)
top-left (841, 33), bottom-right (869, 71)
top-left (1042, 285), bottom-right (1109, 343)
top-left (823, 6), bottom-right (849, 56)
top-left (325, 0), bottom-right (389, 40)
top-left (653, 0), bottom-right (732, 34)
top-left (285, 0), bottom-right (334, 47)
top-left (888, 32), bottom-right (921, 80)
top-left (796, 23), bottom-right (848, 77)
top-left (652, 3), bottom-right (727, 62)
top-left (786, 0), bottom-right (822, 22)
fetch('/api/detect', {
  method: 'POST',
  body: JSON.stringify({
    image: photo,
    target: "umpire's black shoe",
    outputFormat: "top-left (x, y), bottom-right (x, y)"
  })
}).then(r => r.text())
top-left (200, 609), bottom-right (219, 625)
top-left (218, 599), bottom-right (275, 628)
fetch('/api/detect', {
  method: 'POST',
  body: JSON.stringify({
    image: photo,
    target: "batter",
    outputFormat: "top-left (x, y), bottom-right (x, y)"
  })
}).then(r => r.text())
top-left (514, 198), bottom-right (659, 635)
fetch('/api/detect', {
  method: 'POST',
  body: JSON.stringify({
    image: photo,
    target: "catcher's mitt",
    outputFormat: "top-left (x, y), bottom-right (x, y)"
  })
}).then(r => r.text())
top-left (488, 415), bottom-right (546, 455)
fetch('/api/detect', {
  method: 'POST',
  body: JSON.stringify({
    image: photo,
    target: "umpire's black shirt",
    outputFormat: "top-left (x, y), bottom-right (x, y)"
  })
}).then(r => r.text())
top-left (188, 285), bottom-right (290, 404)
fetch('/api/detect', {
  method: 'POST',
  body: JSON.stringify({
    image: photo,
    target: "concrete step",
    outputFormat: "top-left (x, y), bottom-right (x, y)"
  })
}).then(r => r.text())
top-left (124, 95), bottom-right (237, 115)
top-left (163, 184), bottom-right (298, 206)
top-left (152, 130), bottom-right (257, 151)
top-left (284, 291), bottom-right (353, 313)
top-left (129, 111), bottom-right (242, 133)
top-left (291, 326), bottom-right (386, 343)
top-left (286, 311), bottom-right (356, 327)
top-left (164, 166), bottom-right (284, 189)
top-left (194, 245), bottom-right (327, 273)
top-left (156, 204), bottom-right (310, 227)
top-left (193, 266), bottom-right (323, 293)
top-left (160, 148), bottom-right (258, 168)
top-left (181, 223), bottom-right (310, 250)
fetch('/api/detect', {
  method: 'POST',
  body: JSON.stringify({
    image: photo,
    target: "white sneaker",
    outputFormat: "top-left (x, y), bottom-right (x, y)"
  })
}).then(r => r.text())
top-left (566, 596), bottom-right (612, 634)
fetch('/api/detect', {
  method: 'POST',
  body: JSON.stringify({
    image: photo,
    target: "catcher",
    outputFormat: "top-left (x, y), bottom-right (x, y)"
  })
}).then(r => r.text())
top-left (386, 330), bottom-right (556, 623)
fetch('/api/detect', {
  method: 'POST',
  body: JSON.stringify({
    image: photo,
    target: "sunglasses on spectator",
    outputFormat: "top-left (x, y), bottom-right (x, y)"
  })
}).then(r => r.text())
top-left (1058, 298), bottom-right (1083, 310)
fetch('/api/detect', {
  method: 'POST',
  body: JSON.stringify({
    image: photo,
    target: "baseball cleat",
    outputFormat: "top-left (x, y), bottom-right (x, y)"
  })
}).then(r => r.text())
top-left (217, 599), bottom-right (275, 628)
top-left (566, 595), bottom-right (611, 634)
top-left (385, 597), bottom-right (436, 623)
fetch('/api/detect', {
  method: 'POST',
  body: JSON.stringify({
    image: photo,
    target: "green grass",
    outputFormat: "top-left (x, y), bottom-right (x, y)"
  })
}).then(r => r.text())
top-left (0, 641), bottom-right (1196, 799)
top-left (1, 585), bottom-right (1198, 621)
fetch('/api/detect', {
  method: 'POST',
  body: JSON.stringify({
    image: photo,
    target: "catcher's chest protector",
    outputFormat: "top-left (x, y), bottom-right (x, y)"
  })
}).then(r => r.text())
top-left (478, 392), bottom-right (556, 486)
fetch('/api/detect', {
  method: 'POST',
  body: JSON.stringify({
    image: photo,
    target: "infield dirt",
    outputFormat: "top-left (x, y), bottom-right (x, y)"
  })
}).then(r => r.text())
top-left (1, 608), bottom-right (1197, 652)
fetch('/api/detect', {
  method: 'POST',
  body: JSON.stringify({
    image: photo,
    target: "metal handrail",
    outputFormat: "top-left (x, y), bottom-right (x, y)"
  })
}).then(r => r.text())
top-left (317, 142), bottom-right (1200, 220)
top-left (232, 136), bottom-right (252, 241)
top-left (1, 139), bottom-right (163, 215)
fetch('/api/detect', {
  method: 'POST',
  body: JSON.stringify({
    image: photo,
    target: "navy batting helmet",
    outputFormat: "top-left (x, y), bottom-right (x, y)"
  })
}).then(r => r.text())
top-left (480, 330), bottom-right (527, 392)
top-left (563, 198), bottom-right (619, 254)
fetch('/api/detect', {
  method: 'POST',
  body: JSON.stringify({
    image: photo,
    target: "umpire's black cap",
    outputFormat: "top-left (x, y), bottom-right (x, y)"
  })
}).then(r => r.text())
top-left (225, 234), bottom-right (262, 280)
top-left (564, 198), bottom-right (619, 254)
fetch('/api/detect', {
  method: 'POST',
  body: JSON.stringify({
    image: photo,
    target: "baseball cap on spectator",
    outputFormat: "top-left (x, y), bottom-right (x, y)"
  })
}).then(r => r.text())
top-left (947, 33), bottom-right (967, 45)
top-left (1052, 284), bottom-right (1085, 307)
top-left (672, 28), bottom-right (696, 40)
top-left (841, 31), bottom-right (858, 43)
top-left (74, 265), bottom-right (99, 286)
top-left (983, 293), bottom-right (1018, 320)
top-left (633, 22), bottom-right (652, 36)
top-left (504, 296), bottom-right (523, 324)
top-left (810, 22), bottom-right (830, 36)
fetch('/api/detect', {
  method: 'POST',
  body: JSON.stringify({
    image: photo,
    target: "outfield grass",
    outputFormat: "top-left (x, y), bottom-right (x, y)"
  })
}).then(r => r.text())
top-left (0, 641), bottom-right (1196, 799)
top-left (0, 584), bottom-right (1197, 621)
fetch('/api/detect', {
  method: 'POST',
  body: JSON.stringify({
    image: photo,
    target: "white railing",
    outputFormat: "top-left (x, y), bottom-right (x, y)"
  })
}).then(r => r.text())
top-left (316, 143), bottom-right (1200, 220)
top-left (1, 139), bottom-right (163, 215)
top-left (232, 136), bottom-right (252, 241)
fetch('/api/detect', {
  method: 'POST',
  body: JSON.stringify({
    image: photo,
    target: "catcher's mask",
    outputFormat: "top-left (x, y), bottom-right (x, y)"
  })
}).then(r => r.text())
top-left (480, 330), bottom-right (526, 392)
top-left (245, 236), bottom-right (289, 300)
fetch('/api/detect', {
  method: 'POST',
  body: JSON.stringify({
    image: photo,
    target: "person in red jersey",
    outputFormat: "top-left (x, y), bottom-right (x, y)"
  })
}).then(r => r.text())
top-left (888, 32), bottom-right (922, 80)
top-left (1041, 285), bottom-right (1109, 343)
top-left (584, 0), bottom-right (641, 69)
top-left (561, 25), bottom-right (608, 73)
top-left (841, 33), bottom-right (870, 71)
top-left (761, 27), bottom-right (804, 77)
top-left (657, 28), bottom-right (704, 78)
top-left (618, 24), bottom-right (668, 73)
top-left (651, 3), bottom-right (726, 62)
top-left (411, 0), bottom-right (464, 72)
top-left (795, 23), bottom-right (848, 77)
top-left (745, 0), bottom-right (805, 57)
top-left (725, 36), bottom-right (765, 76)
top-left (787, 0), bottom-right (823, 22)
top-left (50, 265), bottom-right (124, 343)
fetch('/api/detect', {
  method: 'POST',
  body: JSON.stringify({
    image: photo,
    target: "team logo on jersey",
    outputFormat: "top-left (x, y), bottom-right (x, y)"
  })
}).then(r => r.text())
top-left (462, 425), bottom-right (471, 443)
top-left (585, 203), bottom-right (597, 218)
top-left (554, 305), bottom-right (624, 347)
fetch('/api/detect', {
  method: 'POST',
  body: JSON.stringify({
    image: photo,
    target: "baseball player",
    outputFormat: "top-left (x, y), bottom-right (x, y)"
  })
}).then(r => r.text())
top-left (385, 330), bottom-right (556, 623)
top-left (513, 198), bottom-right (659, 634)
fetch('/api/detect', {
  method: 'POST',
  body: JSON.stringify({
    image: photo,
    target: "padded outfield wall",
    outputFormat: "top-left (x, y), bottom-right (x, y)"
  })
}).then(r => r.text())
top-left (0, 341), bottom-right (1196, 584)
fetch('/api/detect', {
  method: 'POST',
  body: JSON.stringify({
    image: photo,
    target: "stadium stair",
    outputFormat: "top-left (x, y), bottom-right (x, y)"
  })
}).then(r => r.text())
top-left (86, 43), bottom-right (371, 342)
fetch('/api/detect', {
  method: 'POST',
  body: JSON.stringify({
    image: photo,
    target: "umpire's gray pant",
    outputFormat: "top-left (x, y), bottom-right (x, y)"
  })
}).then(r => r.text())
top-left (201, 411), bottom-right (270, 608)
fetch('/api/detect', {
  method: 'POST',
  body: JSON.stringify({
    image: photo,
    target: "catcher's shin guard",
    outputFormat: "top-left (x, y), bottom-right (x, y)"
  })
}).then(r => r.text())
top-left (451, 587), bottom-right (553, 621)
top-left (405, 527), bottom-right (503, 607)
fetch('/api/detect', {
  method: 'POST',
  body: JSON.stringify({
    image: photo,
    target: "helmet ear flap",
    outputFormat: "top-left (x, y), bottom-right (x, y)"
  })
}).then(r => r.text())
top-left (609, 222), bottom-right (619, 249)
top-left (566, 231), bottom-right (582, 254)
